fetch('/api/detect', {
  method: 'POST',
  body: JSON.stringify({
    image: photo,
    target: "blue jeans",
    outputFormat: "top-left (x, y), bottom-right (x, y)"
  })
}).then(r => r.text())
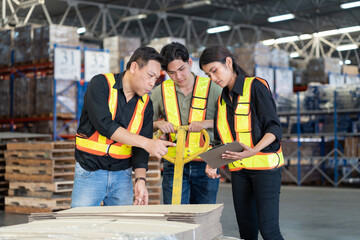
top-left (162, 160), bottom-right (219, 204)
top-left (71, 162), bottom-right (133, 207)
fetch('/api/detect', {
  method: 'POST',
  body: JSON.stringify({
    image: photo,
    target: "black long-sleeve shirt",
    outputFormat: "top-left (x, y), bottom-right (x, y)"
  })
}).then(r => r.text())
top-left (75, 72), bottom-right (153, 171)
top-left (214, 74), bottom-right (282, 153)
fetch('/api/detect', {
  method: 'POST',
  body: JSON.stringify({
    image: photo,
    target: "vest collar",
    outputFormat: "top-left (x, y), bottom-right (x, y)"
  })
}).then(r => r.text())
top-left (113, 71), bottom-right (143, 102)
top-left (221, 74), bottom-right (246, 103)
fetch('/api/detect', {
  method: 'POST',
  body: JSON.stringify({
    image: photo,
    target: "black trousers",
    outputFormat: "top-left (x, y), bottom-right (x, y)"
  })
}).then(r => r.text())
top-left (231, 168), bottom-right (284, 240)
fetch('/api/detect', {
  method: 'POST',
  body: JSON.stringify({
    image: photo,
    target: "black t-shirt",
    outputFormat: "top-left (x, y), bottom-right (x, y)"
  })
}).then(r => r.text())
top-left (214, 74), bottom-right (282, 153)
top-left (75, 72), bottom-right (153, 171)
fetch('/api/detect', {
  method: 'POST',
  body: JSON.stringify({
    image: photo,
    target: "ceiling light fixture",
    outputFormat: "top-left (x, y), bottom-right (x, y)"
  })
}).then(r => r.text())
top-left (289, 52), bottom-right (300, 58)
top-left (261, 25), bottom-right (360, 45)
top-left (77, 27), bottom-right (86, 34)
top-left (121, 14), bottom-right (147, 22)
top-left (206, 25), bottom-right (231, 34)
top-left (344, 59), bottom-right (352, 64)
top-left (275, 35), bottom-right (299, 44)
top-left (267, 13), bottom-right (295, 23)
top-left (340, 1), bottom-right (360, 9)
top-left (336, 44), bottom-right (358, 51)
top-left (183, 0), bottom-right (211, 9)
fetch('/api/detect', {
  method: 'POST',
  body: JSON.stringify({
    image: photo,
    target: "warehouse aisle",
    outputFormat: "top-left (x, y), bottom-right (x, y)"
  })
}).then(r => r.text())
top-left (1, 183), bottom-right (360, 240)
top-left (219, 183), bottom-right (360, 240)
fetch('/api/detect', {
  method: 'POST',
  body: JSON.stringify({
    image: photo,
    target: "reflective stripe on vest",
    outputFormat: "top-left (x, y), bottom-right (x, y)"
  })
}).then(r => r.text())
top-left (76, 73), bottom-right (149, 159)
top-left (217, 77), bottom-right (284, 171)
top-left (162, 76), bottom-right (211, 159)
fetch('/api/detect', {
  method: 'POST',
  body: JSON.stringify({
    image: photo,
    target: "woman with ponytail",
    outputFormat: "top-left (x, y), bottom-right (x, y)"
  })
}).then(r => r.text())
top-left (200, 46), bottom-right (284, 240)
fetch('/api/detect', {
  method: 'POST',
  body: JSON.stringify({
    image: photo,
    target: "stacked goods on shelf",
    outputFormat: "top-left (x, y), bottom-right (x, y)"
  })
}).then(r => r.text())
top-left (13, 25), bottom-right (33, 65)
top-left (35, 75), bottom-right (54, 115)
top-left (7, 204), bottom-right (224, 239)
top-left (304, 83), bottom-right (360, 111)
top-left (0, 143), bottom-right (7, 209)
top-left (132, 155), bottom-right (161, 205)
top-left (343, 65), bottom-right (359, 75)
top-left (344, 137), bottom-right (360, 157)
top-left (0, 79), bottom-right (10, 118)
top-left (103, 36), bottom-right (141, 73)
top-left (13, 77), bottom-right (36, 118)
top-left (306, 57), bottom-right (341, 84)
top-left (4, 141), bottom-right (75, 214)
top-left (0, 29), bottom-right (12, 67)
top-left (234, 43), bottom-right (271, 76)
top-left (270, 48), bottom-right (289, 68)
top-left (32, 25), bottom-right (79, 62)
top-left (148, 37), bottom-right (186, 54)
top-left (293, 68), bottom-right (307, 87)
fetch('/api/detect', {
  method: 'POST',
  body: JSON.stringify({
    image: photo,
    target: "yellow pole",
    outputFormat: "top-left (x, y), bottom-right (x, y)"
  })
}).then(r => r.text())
top-left (171, 126), bottom-right (186, 205)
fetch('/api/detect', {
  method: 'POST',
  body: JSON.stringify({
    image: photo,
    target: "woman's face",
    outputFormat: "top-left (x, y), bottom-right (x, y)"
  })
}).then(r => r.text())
top-left (201, 57), bottom-right (233, 88)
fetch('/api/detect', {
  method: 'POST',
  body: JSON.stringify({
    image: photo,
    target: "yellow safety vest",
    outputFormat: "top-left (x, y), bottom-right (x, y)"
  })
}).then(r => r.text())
top-left (217, 77), bottom-right (284, 171)
top-left (76, 73), bottom-right (149, 159)
top-left (162, 76), bottom-right (211, 160)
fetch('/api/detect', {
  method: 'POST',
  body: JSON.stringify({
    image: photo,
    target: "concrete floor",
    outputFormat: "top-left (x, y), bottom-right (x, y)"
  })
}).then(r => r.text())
top-left (1, 183), bottom-right (360, 240)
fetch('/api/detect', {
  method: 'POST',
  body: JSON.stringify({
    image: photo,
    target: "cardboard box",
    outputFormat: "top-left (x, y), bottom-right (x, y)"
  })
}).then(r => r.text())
top-left (343, 65), bottom-right (359, 75)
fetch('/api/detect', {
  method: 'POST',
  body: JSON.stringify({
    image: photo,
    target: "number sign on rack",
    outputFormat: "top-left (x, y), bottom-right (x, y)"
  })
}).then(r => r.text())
top-left (54, 47), bottom-right (81, 81)
top-left (84, 50), bottom-right (110, 82)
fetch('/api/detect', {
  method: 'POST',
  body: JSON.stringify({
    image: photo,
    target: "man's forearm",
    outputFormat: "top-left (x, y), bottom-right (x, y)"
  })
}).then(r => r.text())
top-left (134, 168), bottom-right (147, 179)
top-left (110, 127), bottom-right (150, 149)
top-left (202, 119), bottom-right (214, 129)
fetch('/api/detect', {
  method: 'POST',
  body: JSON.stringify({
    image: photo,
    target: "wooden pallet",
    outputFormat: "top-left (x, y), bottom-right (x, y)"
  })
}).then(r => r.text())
top-left (9, 181), bottom-right (73, 193)
top-left (5, 149), bottom-right (74, 159)
top-left (5, 196), bottom-right (71, 209)
top-left (5, 172), bottom-right (74, 182)
top-left (6, 157), bottom-right (75, 167)
top-left (6, 164), bottom-right (75, 175)
top-left (6, 141), bottom-right (74, 151)
top-left (8, 189), bottom-right (72, 198)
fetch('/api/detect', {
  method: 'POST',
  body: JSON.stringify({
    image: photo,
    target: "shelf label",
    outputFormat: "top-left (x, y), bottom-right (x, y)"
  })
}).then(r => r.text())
top-left (84, 50), bottom-right (110, 82)
top-left (54, 47), bottom-right (81, 81)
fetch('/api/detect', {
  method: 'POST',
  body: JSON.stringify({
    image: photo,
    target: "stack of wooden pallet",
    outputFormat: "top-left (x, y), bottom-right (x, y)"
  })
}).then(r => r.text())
top-left (0, 143), bottom-right (8, 209)
top-left (143, 155), bottom-right (162, 204)
top-left (4, 141), bottom-right (75, 214)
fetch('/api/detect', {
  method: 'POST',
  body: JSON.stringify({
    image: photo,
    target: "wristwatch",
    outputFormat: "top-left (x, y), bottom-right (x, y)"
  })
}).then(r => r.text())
top-left (135, 177), bottom-right (146, 184)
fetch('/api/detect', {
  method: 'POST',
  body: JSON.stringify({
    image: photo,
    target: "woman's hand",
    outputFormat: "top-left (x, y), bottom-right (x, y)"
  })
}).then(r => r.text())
top-left (205, 164), bottom-right (221, 179)
top-left (221, 143), bottom-right (258, 160)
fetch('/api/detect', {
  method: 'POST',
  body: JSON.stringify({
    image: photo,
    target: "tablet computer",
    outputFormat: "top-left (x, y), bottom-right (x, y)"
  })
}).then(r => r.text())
top-left (199, 141), bottom-right (244, 169)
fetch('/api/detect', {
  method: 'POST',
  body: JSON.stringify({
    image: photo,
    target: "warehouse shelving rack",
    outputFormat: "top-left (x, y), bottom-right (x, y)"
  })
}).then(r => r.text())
top-left (0, 49), bottom-right (82, 140)
top-left (279, 92), bottom-right (360, 187)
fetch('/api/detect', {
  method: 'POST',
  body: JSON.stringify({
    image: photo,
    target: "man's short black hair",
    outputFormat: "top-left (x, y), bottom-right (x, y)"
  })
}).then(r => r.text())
top-left (160, 42), bottom-right (189, 70)
top-left (126, 46), bottom-right (163, 70)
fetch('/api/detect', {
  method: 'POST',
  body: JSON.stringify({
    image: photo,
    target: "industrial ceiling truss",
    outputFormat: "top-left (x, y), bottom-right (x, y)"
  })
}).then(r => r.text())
top-left (1, 0), bottom-right (360, 65)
